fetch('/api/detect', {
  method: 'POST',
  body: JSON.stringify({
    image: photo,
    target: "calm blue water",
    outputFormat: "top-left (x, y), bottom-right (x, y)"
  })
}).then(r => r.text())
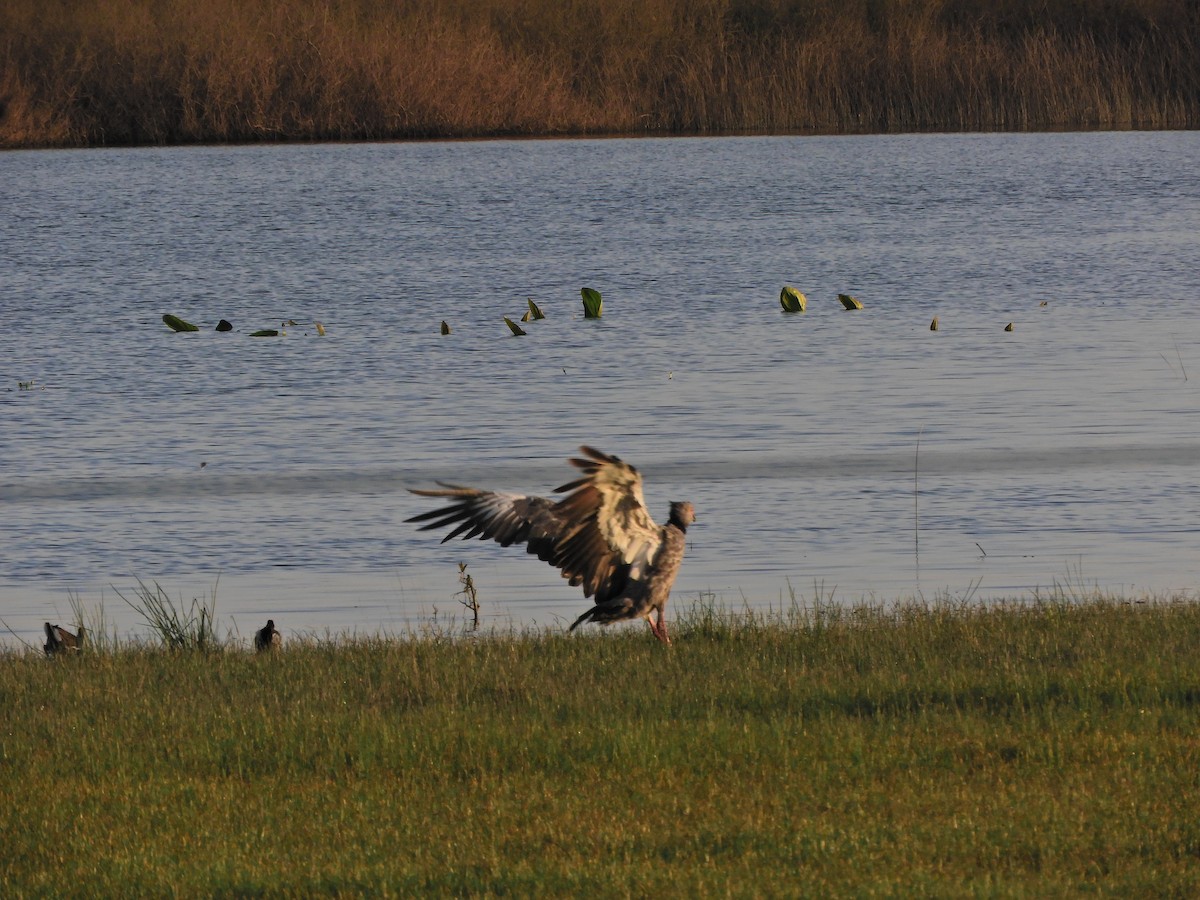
top-left (3, 132), bottom-right (1200, 645)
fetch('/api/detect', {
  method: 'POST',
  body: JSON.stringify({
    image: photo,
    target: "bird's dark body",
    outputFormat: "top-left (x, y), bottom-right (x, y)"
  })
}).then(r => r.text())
top-left (568, 523), bottom-right (688, 630)
top-left (254, 619), bottom-right (281, 652)
top-left (43, 623), bottom-right (84, 657)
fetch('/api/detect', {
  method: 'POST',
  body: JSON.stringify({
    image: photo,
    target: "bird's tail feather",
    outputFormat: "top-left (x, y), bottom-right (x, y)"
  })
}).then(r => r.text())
top-left (568, 607), bottom-right (596, 632)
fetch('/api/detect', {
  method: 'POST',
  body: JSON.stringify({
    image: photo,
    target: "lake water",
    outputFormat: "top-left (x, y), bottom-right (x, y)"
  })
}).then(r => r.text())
top-left (3, 131), bottom-right (1199, 646)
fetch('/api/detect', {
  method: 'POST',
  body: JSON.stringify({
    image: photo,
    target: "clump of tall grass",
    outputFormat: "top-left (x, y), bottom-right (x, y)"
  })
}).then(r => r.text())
top-left (115, 578), bottom-right (221, 651)
top-left (2, 0), bottom-right (1196, 148)
top-left (65, 588), bottom-right (117, 654)
top-left (2, 590), bottom-right (115, 657)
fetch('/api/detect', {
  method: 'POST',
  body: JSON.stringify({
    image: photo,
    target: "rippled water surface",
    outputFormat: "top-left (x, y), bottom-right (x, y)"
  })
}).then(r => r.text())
top-left (3, 132), bottom-right (1200, 644)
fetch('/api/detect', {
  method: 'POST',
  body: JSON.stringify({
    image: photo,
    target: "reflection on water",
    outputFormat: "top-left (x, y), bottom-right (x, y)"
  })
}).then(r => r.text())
top-left (2, 132), bottom-right (1200, 643)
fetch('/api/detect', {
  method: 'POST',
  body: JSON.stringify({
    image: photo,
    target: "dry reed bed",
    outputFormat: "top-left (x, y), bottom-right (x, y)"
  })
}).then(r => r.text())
top-left (1, 0), bottom-right (1198, 148)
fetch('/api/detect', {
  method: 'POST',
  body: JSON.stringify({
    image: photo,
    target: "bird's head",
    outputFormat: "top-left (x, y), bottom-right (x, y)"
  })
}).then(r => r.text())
top-left (668, 501), bottom-right (695, 532)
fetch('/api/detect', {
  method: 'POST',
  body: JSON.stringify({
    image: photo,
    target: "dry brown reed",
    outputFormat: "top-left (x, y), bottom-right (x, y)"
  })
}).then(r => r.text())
top-left (1, 0), bottom-right (1197, 148)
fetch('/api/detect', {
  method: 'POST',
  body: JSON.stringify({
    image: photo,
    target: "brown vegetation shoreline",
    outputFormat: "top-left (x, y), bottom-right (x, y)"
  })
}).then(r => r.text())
top-left (2, 0), bottom-right (1198, 149)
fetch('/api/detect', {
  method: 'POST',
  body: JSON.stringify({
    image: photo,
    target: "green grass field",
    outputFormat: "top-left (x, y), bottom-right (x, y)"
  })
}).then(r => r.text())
top-left (4, 596), bottom-right (1199, 895)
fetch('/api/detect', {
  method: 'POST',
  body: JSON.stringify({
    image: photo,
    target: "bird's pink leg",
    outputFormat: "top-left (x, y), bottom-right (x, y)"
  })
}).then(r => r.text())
top-left (649, 611), bottom-right (671, 645)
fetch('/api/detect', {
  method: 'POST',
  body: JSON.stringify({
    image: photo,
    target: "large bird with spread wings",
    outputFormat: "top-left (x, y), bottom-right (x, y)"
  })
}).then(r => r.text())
top-left (407, 447), bottom-right (694, 644)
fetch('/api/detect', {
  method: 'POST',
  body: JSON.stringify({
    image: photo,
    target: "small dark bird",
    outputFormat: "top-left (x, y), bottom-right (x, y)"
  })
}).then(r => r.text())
top-left (43, 623), bottom-right (85, 657)
top-left (407, 447), bottom-right (695, 644)
top-left (254, 619), bottom-right (281, 652)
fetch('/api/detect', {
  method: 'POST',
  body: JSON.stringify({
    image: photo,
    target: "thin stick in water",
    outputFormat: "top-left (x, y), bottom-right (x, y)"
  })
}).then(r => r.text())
top-left (914, 427), bottom-right (923, 589)
top-left (914, 428), bottom-right (922, 554)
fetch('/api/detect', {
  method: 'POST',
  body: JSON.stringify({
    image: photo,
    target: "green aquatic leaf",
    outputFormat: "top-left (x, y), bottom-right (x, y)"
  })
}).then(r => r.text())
top-left (504, 316), bottom-right (527, 335)
top-left (163, 314), bottom-right (199, 332)
top-left (779, 286), bottom-right (806, 312)
top-left (581, 287), bottom-right (603, 319)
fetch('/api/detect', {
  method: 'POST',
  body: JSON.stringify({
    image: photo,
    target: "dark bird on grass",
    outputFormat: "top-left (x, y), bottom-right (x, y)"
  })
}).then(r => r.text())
top-left (254, 619), bottom-right (281, 652)
top-left (43, 623), bottom-right (85, 657)
top-left (407, 447), bottom-right (695, 644)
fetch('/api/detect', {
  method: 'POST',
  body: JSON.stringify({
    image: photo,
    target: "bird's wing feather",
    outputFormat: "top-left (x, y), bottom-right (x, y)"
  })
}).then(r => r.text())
top-left (550, 447), bottom-right (664, 602)
top-left (406, 484), bottom-right (564, 563)
top-left (51, 625), bottom-right (79, 651)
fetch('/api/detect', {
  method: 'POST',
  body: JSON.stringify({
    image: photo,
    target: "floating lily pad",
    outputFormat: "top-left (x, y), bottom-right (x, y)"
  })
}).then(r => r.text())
top-left (163, 314), bottom-right (199, 332)
top-left (581, 287), bottom-right (603, 319)
top-left (780, 286), bottom-right (806, 312)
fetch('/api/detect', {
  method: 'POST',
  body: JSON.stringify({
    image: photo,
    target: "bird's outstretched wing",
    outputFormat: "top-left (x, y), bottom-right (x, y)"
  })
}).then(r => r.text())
top-left (407, 484), bottom-right (566, 564)
top-left (406, 447), bottom-right (666, 603)
top-left (551, 447), bottom-right (663, 601)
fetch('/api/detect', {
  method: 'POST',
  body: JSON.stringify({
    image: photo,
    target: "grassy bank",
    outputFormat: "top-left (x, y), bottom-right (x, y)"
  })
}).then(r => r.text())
top-left (3, 596), bottom-right (1199, 894)
top-left (1, 0), bottom-right (1197, 148)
